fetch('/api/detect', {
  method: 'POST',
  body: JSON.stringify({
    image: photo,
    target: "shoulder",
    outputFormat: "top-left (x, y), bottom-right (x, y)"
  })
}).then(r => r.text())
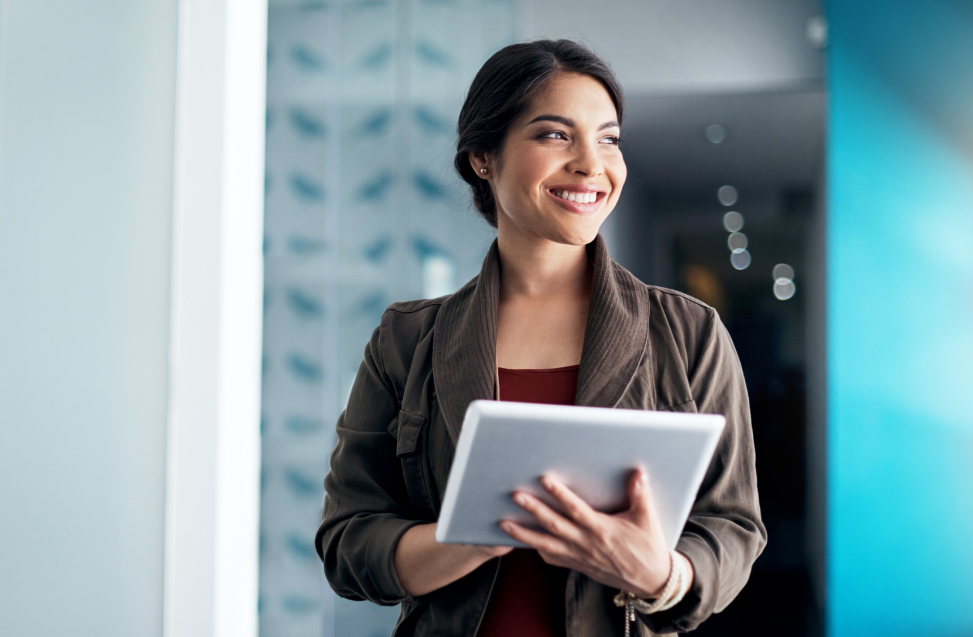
top-left (384, 296), bottom-right (447, 320)
top-left (371, 295), bottom-right (448, 394)
top-left (608, 258), bottom-right (717, 329)
top-left (379, 295), bottom-right (447, 343)
top-left (607, 259), bottom-right (725, 374)
top-left (644, 285), bottom-right (739, 385)
top-left (645, 285), bottom-right (717, 326)
top-left (380, 296), bottom-right (448, 342)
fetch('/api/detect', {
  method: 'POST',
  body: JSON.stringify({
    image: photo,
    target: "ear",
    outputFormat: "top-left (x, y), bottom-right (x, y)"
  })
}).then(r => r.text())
top-left (468, 151), bottom-right (491, 178)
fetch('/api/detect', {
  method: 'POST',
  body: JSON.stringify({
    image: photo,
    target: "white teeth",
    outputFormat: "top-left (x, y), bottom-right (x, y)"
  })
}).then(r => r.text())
top-left (553, 190), bottom-right (599, 203)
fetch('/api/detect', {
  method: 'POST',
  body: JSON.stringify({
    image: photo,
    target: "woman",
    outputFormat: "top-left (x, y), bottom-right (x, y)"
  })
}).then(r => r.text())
top-left (315, 40), bottom-right (766, 637)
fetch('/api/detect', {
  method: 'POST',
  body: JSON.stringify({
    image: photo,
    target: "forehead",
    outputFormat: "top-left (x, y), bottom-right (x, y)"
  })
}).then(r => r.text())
top-left (521, 72), bottom-right (618, 124)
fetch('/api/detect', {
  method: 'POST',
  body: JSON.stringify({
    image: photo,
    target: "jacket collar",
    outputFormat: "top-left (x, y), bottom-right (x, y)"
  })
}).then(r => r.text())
top-left (432, 234), bottom-right (651, 443)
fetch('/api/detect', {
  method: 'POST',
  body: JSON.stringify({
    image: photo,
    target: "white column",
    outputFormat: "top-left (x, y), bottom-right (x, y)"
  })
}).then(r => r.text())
top-left (164, 1), bottom-right (267, 636)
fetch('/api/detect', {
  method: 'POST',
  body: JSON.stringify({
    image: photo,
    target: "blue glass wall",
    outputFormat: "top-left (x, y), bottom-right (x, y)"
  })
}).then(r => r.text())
top-left (827, 2), bottom-right (973, 635)
top-left (260, 1), bottom-right (517, 635)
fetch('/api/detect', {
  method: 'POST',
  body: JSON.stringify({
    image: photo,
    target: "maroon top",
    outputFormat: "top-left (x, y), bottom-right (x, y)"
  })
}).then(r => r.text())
top-left (476, 365), bottom-right (578, 637)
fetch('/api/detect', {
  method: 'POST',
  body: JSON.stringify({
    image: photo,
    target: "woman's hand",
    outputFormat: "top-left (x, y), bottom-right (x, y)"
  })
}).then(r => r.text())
top-left (393, 523), bottom-right (513, 598)
top-left (500, 469), bottom-right (687, 599)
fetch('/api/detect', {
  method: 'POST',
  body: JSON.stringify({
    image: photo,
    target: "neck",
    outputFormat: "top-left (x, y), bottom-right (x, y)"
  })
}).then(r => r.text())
top-left (495, 224), bottom-right (593, 299)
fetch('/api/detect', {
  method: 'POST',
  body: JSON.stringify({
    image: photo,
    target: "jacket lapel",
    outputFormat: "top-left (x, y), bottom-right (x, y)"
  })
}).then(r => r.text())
top-left (575, 235), bottom-right (652, 408)
top-left (432, 240), bottom-right (501, 444)
top-left (432, 234), bottom-right (651, 443)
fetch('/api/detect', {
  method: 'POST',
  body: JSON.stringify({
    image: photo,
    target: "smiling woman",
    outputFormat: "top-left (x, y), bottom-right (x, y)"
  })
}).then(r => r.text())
top-left (471, 73), bottom-right (625, 250)
top-left (316, 39), bottom-right (766, 637)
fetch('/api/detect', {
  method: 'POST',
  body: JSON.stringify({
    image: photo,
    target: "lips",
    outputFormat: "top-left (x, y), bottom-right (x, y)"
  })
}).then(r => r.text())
top-left (546, 185), bottom-right (608, 214)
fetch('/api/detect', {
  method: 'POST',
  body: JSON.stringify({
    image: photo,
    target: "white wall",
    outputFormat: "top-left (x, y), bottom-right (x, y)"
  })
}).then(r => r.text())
top-left (0, 1), bottom-right (178, 635)
top-left (528, 0), bottom-right (824, 94)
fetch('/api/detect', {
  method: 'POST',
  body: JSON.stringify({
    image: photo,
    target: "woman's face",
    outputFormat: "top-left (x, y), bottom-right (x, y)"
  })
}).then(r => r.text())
top-left (483, 72), bottom-right (627, 246)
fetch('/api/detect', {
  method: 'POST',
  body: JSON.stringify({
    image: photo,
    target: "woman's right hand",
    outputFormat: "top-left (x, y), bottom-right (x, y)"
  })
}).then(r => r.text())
top-left (393, 523), bottom-right (513, 597)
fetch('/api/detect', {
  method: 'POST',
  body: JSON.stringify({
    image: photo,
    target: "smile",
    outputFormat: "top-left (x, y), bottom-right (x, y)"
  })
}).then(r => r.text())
top-left (546, 186), bottom-right (607, 214)
top-left (553, 189), bottom-right (598, 204)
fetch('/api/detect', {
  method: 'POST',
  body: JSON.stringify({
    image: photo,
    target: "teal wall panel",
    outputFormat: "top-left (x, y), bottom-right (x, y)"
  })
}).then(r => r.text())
top-left (827, 2), bottom-right (973, 635)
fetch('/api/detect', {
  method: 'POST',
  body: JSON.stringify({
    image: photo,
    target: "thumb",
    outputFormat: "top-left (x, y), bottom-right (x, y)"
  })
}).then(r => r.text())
top-left (627, 469), bottom-right (653, 523)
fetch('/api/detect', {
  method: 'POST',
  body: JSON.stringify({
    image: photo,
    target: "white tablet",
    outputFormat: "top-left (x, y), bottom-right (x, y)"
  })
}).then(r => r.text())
top-left (435, 400), bottom-right (725, 549)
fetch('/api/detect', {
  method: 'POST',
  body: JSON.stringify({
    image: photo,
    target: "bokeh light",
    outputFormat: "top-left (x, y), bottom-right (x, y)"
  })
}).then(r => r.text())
top-left (718, 185), bottom-right (738, 206)
top-left (727, 232), bottom-right (748, 253)
top-left (774, 277), bottom-right (796, 300)
top-left (773, 263), bottom-right (795, 280)
top-left (704, 124), bottom-right (726, 144)
top-left (730, 249), bottom-right (751, 270)
top-left (723, 211), bottom-right (744, 232)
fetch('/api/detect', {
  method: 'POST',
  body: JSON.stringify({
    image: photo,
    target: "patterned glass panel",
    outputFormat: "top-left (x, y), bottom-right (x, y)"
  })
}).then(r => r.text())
top-left (261, 1), bottom-right (518, 635)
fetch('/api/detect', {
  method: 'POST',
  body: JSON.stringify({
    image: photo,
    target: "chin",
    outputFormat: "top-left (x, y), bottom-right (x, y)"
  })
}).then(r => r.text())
top-left (544, 206), bottom-right (610, 246)
top-left (548, 222), bottom-right (602, 247)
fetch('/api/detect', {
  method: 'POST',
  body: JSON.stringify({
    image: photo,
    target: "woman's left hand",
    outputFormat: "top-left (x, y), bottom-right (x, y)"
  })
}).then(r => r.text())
top-left (500, 469), bottom-right (679, 599)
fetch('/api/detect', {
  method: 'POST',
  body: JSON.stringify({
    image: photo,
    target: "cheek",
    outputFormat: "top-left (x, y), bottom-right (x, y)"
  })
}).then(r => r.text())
top-left (498, 149), bottom-right (556, 205)
top-left (608, 155), bottom-right (628, 191)
top-left (522, 151), bottom-right (558, 193)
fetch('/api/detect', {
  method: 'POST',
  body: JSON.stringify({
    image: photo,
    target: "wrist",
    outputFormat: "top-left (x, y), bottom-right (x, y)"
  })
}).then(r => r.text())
top-left (614, 550), bottom-right (692, 615)
top-left (468, 542), bottom-right (513, 562)
top-left (633, 550), bottom-right (673, 599)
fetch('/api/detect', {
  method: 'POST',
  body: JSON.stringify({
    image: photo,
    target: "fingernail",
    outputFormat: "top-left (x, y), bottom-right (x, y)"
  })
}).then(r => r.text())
top-left (513, 493), bottom-right (527, 506)
top-left (639, 471), bottom-right (649, 487)
top-left (499, 521), bottom-right (512, 532)
top-left (540, 475), bottom-right (553, 489)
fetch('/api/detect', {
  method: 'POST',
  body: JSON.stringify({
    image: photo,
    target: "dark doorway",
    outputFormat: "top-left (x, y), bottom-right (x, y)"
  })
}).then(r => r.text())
top-left (609, 90), bottom-right (827, 637)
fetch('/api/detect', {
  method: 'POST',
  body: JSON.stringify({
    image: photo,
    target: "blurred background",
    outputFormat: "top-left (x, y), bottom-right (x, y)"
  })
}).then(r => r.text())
top-left (1, 1), bottom-right (971, 637)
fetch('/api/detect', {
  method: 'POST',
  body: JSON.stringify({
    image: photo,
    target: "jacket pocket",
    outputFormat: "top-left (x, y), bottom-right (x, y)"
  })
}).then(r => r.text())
top-left (390, 410), bottom-right (436, 520)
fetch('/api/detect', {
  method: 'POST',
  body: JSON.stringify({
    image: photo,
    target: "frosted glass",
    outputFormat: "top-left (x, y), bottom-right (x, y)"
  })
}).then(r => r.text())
top-left (0, 1), bottom-right (178, 636)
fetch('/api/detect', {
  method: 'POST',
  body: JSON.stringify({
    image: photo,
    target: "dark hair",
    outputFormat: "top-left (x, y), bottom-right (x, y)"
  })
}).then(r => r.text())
top-left (454, 39), bottom-right (624, 228)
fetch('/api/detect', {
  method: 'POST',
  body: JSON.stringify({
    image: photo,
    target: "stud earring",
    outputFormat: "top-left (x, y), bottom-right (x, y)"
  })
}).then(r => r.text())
top-left (479, 167), bottom-right (487, 175)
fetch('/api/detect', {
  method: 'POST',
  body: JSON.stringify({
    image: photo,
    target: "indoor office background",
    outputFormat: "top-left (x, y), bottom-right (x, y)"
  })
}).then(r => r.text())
top-left (0, 2), bottom-right (971, 637)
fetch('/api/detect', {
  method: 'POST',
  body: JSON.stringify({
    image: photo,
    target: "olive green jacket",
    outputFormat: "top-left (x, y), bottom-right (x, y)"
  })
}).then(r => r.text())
top-left (316, 235), bottom-right (766, 636)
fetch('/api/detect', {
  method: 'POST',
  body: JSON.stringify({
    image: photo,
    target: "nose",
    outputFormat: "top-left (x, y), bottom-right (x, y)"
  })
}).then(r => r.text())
top-left (565, 138), bottom-right (604, 177)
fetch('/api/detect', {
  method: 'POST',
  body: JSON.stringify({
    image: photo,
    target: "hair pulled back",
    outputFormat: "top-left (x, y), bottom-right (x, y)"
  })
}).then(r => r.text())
top-left (454, 39), bottom-right (624, 228)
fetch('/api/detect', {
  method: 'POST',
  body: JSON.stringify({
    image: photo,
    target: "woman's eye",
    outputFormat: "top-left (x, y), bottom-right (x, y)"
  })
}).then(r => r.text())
top-left (539, 130), bottom-right (568, 140)
top-left (600, 135), bottom-right (621, 145)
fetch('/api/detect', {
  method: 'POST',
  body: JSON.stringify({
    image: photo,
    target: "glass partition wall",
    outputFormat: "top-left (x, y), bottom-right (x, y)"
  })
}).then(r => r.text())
top-left (259, 1), bottom-right (518, 635)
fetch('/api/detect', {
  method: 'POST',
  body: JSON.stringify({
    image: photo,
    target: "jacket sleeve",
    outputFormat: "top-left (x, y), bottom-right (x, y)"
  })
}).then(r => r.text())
top-left (642, 307), bottom-right (768, 633)
top-left (314, 320), bottom-right (425, 605)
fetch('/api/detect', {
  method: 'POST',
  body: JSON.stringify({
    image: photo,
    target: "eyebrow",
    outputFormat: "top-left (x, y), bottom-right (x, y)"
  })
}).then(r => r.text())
top-left (525, 114), bottom-right (620, 131)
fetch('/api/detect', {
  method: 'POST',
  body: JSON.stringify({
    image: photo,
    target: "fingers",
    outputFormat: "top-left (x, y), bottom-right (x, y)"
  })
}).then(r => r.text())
top-left (538, 475), bottom-right (602, 529)
top-left (499, 520), bottom-right (573, 557)
top-left (511, 490), bottom-right (587, 545)
top-left (626, 468), bottom-right (654, 523)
